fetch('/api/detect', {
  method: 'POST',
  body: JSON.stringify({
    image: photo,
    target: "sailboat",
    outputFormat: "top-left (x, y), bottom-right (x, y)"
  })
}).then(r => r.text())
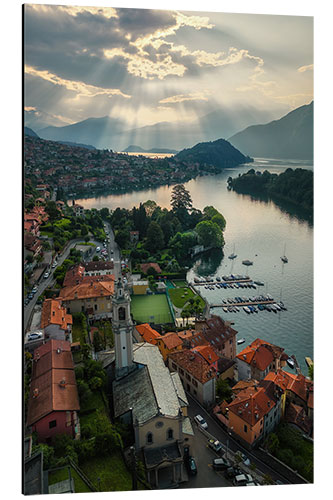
top-left (228, 244), bottom-right (237, 260)
top-left (281, 244), bottom-right (288, 263)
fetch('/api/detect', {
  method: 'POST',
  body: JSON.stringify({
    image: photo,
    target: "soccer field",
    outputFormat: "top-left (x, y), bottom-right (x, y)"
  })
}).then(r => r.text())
top-left (130, 294), bottom-right (173, 324)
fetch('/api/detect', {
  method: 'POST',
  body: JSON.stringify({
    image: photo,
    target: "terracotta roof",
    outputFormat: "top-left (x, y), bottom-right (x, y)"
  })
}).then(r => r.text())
top-left (85, 261), bottom-right (114, 272)
top-left (232, 379), bottom-right (260, 394)
top-left (63, 264), bottom-right (115, 287)
top-left (177, 330), bottom-right (197, 341)
top-left (40, 298), bottom-right (72, 330)
top-left (169, 349), bottom-right (216, 384)
top-left (59, 280), bottom-right (114, 300)
top-left (286, 372), bottom-right (313, 403)
top-left (265, 369), bottom-right (290, 391)
top-left (192, 345), bottom-right (219, 365)
top-left (140, 262), bottom-right (162, 274)
top-left (135, 324), bottom-right (161, 345)
top-left (27, 340), bottom-right (80, 426)
top-left (159, 332), bottom-right (183, 350)
top-left (228, 386), bottom-right (276, 426)
top-left (236, 338), bottom-right (285, 371)
top-left (195, 315), bottom-right (237, 350)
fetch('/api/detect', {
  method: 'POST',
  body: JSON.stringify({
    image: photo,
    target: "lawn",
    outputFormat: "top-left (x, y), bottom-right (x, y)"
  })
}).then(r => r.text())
top-left (168, 287), bottom-right (196, 308)
top-left (173, 279), bottom-right (188, 288)
top-left (48, 466), bottom-right (93, 493)
top-left (131, 294), bottom-right (173, 324)
top-left (80, 453), bottom-right (133, 491)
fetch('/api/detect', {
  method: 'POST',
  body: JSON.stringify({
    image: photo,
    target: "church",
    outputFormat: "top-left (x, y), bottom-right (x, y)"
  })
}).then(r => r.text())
top-left (102, 275), bottom-right (194, 488)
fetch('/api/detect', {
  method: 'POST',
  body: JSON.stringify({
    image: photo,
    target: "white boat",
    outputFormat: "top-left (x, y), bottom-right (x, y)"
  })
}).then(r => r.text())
top-left (237, 338), bottom-right (246, 345)
top-left (281, 244), bottom-right (288, 263)
top-left (228, 244), bottom-right (237, 260)
top-left (287, 358), bottom-right (295, 369)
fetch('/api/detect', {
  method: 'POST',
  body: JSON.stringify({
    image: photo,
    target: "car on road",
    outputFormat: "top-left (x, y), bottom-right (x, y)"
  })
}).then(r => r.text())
top-left (27, 332), bottom-right (43, 341)
top-left (212, 457), bottom-right (232, 471)
top-left (233, 473), bottom-right (254, 486)
top-left (96, 247), bottom-right (101, 252)
top-left (24, 298), bottom-right (30, 306)
top-left (194, 414), bottom-right (208, 429)
top-left (52, 261), bottom-right (57, 268)
top-left (187, 457), bottom-right (197, 476)
top-left (208, 439), bottom-right (223, 454)
top-left (237, 452), bottom-right (250, 467)
top-left (44, 272), bottom-right (49, 279)
top-left (28, 293), bottom-right (34, 299)
top-left (32, 285), bottom-right (38, 293)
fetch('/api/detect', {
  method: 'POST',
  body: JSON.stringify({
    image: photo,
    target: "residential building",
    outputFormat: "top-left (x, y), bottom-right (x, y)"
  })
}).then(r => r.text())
top-left (156, 332), bottom-right (183, 361)
top-left (84, 260), bottom-right (114, 276)
top-left (168, 349), bottom-right (216, 406)
top-left (194, 315), bottom-right (237, 359)
top-left (139, 262), bottom-right (162, 274)
top-left (59, 280), bottom-right (114, 320)
top-left (236, 338), bottom-right (288, 381)
top-left (133, 323), bottom-right (161, 345)
top-left (26, 340), bottom-right (80, 444)
top-left (63, 263), bottom-right (114, 287)
top-left (40, 298), bottom-right (73, 342)
top-left (132, 280), bottom-right (149, 295)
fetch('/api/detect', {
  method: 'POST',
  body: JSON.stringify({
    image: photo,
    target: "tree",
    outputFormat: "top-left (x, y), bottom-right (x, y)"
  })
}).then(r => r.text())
top-left (308, 363), bottom-right (313, 381)
top-left (171, 184), bottom-right (193, 212)
top-left (145, 221), bottom-right (164, 254)
top-left (216, 378), bottom-right (233, 402)
top-left (266, 432), bottom-right (280, 455)
top-left (195, 220), bottom-right (224, 248)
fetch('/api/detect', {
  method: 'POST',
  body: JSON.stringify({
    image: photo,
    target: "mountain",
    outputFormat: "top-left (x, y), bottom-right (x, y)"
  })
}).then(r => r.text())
top-left (24, 126), bottom-right (39, 137)
top-left (55, 140), bottom-right (96, 150)
top-left (122, 145), bottom-right (178, 154)
top-left (35, 104), bottom-right (285, 152)
top-left (37, 116), bottom-right (127, 150)
top-left (175, 138), bottom-right (253, 168)
top-left (228, 101), bottom-right (313, 160)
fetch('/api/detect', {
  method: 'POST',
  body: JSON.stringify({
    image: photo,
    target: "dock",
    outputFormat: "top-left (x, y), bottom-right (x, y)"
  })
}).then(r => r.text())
top-left (193, 278), bottom-right (252, 286)
top-left (305, 356), bottom-right (313, 368)
top-left (210, 299), bottom-right (275, 308)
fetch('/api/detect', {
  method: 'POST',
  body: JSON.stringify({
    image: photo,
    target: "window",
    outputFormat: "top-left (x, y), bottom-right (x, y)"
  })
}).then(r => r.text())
top-left (179, 368), bottom-right (184, 376)
top-left (119, 307), bottom-right (125, 321)
top-left (244, 424), bottom-right (247, 433)
top-left (172, 363), bottom-right (177, 370)
top-left (167, 429), bottom-right (174, 440)
top-left (193, 389), bottom-right (197, 395)
top-left (146, 432), bottom-right (153, 444)
top-left (94, 304), bottom-right (98, 311)
top-left (49, 420), bottom-right (57, 429)
top-left (186, 373), bottom-right (191, 381)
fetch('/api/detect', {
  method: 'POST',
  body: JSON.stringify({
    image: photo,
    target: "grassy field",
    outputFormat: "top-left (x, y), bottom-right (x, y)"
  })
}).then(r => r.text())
top-left (80, 453), bottom-right (133, 491)
top-left (173, 280), bottom-right (188, 288)
top-left (168, 287), bottom-right (195, 308)
top-left (131, 294), bottom-right (173, 324)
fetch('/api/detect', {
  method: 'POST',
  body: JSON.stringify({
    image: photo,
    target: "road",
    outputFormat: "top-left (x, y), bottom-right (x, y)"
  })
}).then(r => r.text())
top-left (24, 237), bottom-right (104, 332)
top-left (185, 393), bottom-right (304, 485)
top-left (103, 221), bottom-right (121, 279)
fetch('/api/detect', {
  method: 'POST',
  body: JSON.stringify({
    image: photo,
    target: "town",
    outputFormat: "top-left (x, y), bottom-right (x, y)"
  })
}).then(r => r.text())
top-left (23, 187), bottom-right (313, 494)
top-left (24, 135), bottom-right (220, 200)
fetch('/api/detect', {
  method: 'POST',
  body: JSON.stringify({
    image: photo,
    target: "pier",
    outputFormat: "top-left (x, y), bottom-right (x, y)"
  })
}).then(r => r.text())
top-left (210, 299), bottom-right (275, 308)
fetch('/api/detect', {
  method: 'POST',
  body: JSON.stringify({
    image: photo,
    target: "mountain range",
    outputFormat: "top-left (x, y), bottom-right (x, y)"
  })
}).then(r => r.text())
top-left (122, 145), bottom-right (178, 154)
top-left (27, 102), bottom-right (313, 160)
top-left (228, 101), bottom-right (313, 160)
top-left (34, 104), bottom-right (284, 152)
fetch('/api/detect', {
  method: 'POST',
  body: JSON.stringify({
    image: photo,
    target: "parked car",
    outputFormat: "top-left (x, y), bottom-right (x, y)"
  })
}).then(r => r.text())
top-left (194, 414), bottom-right (208, 429)
top-left (28, 293), bottom-right (34, 299)
top-left (233, 473), bottom-right (254, 486)
top-left (212, 457), bottom-right (232, 471)
top-left (224, 466), bottom-right (242, 479)
top-left (96, 247), bottom-right (101, 252)
top-left (44, 272), bottom-right (49, 279)
top-left (238, 452), bottom-right (250, 467)
top-left (24, 298), bottom-right (30, 306)
top-left (188, 457), bottom-right (197, 476)
top-left (52, 261), bottom-right (57, 268)
top-left (208, 439), bottom-right (223, 454)
top-left (32, 285), bottom-right (38, 293)
top-left (27, 332), bottom-right (43, 341)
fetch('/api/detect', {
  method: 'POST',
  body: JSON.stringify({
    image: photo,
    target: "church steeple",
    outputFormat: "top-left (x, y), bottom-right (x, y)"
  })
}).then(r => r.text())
top-left (112, 275), bottom-right (135, 379)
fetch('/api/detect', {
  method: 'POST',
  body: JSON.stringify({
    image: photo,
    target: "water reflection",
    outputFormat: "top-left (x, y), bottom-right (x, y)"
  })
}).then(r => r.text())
top-left (191, 248), bottom-right (224, 277)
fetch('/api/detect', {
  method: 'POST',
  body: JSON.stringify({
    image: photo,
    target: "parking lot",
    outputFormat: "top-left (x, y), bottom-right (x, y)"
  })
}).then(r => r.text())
top-left (180, 419), bottom-right (232, 489)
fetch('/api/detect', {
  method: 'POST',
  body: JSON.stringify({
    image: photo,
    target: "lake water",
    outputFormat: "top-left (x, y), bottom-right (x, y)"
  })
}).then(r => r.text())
top-left (76, 157), bottom-right (313, 374)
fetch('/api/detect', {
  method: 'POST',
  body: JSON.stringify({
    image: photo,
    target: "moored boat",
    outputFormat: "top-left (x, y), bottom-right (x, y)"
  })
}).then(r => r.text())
top-left (242, 259), bottom-right (253, 266)
top-left (237, 338), bottom-right (246, 345)
top-left (287, 358), bottom-right (295, 369)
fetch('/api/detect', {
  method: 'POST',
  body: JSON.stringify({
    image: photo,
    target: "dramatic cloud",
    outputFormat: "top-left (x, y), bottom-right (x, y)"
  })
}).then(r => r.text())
top-left (159, 91), bottom-right (211, 104)
top-left (25, 65), bottom-right (131, 99)
top-left (298, 64), bottom-right (314, 73)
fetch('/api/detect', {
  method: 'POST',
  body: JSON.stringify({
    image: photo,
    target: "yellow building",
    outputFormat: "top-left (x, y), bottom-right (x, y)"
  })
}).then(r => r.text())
top-left (132, 280), bottom-right (149, 295)
top-left (156, 332), bottom-right (183, 361)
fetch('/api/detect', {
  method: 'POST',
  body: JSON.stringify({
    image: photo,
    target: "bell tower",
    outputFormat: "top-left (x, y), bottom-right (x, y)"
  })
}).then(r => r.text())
top-left (112, 276), bottom-right (135, 379)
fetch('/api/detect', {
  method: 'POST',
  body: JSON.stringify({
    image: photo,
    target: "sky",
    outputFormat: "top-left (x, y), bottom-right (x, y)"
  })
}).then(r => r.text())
top-left (24, 2), bottom-right (313, 130)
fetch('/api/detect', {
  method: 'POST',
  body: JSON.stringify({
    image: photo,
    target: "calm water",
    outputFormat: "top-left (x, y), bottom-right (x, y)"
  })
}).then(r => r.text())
top-left (76, 158), bottom-right (313, 374)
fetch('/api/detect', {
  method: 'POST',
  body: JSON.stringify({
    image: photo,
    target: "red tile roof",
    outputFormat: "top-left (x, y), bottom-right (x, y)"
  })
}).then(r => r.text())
top-left (63, 264), bottom-right (115, 287)
top-left (59, 280), bottom-right (114, 300)
top-left (228, 386), bottom-right (276, 425)
top-left (27, 340), bottom-right (80, 426)
top-left (192, 345), bottom-right (219, 364)
top-left (140, 262), bottom-right (162, 274)
top-left (40, 299), bottom-right (72, 330)
top-left (135, 324), bottom-right (161, 345)
top-left (236, 338), bottom-right (285, 371)
top-left (285, 403), bottom-right (312, 435)
top-left (159, 332), bottom-right (183, 350)
top-left (169, 349), bottom-right (217, 384)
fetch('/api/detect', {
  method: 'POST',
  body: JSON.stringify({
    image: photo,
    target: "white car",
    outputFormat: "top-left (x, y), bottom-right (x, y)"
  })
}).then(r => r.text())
top-left (44, 272), bottom-right (49, 279)
top-left (194, 414), bottom-right (208, 429)
top-left (96, 247), bottom-right (101, 252)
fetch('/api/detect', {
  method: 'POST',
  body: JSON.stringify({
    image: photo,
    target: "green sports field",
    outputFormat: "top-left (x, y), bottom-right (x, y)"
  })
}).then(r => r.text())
top-left (130, 294), bottom-right (173, 324)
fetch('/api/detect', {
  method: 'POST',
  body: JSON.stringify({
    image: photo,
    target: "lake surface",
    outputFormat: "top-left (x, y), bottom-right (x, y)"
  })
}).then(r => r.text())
top-left (76, 157), bottom-right (313, 374)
